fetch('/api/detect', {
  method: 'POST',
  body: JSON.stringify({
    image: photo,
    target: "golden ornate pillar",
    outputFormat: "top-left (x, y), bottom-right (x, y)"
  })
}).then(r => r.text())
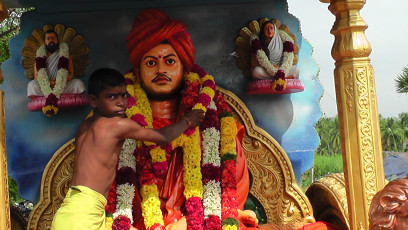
top-left (320, 0), bottom-right (385, 229)
top-left (0, 90), bottom-right (10, 230)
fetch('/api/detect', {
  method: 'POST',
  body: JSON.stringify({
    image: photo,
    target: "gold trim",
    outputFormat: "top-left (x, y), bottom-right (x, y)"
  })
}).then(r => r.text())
top-left (306, 173), bottom-right (349, 229)
top-left (27, 139), bottom-right (75, 230)
top-left (217, 87), bottom-right (314, 225)
top-left (0, 90), bottom-right (10, 230)
top-left (326, 0), bottom-right (385, 229)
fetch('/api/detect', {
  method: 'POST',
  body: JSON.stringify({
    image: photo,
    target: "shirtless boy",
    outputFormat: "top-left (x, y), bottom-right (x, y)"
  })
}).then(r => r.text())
top-left (51, 68), bottom-right (204, 230)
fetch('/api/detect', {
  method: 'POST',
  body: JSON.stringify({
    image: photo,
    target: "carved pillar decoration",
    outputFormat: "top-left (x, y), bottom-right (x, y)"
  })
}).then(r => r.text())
top-left (321, 0), bottom-right (386, 229)
top-left (0, 90), bottom-right (10, 230)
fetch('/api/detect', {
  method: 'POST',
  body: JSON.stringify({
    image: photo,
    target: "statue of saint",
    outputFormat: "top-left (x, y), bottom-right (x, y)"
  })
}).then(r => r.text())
top-left (26, 29), bottom-right (86, 116)
top-left (251, 20), bottom-right (299, 80)
top-left (105, 8), bottom-right (262, 230)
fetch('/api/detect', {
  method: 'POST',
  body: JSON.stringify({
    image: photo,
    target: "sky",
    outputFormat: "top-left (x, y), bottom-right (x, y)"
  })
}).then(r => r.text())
top-left (287, 0), bottom-right (408, 118)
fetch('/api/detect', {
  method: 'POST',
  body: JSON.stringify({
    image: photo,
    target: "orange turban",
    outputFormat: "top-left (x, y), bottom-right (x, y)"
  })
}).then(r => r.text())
top-left (127, 9), bottom-right (195, 72)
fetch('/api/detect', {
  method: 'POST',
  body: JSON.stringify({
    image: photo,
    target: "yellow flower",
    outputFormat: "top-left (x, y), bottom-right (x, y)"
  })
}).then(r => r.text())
top-left (141, 184), bottom-right (164, 227)
top-left (193, 103), bottom-right (207, 113)
top-left (201, 86), bottom-right (215, 99)
top-left (185, 72), bottom-right (199, 83)
top-left (42, 105), bottom-right (58, 117)
top-left (272, 78), bottom-right (287, 91)
top-left (200, 74), bottom-right (214, 84)
top-left (150, 147), bottom-right (166, 163)
top-left (105, 216), bottom-right (113, 230)
top-left (222, 225), bottom-right (238, 230)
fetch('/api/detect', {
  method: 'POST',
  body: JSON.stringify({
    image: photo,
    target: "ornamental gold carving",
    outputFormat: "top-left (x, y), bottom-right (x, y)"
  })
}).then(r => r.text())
top-left (218, 87), bottom-right (314, 225)
top-left (326, 0), bottom-right (385, 229)
top-left (27, 140), bottom-right (75, 230)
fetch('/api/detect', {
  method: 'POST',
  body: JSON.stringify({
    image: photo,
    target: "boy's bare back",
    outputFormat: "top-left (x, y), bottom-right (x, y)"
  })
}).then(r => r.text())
top-left (72, 116), bottom-right (126, 198)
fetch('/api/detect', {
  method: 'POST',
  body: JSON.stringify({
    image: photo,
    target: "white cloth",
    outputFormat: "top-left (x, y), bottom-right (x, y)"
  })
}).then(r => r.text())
top-left (267, 24), bottom-right (283, 66)
top-left (27, 49), bottom-right (85, 97)
top-left (252, 66), bottom-right (299, 80)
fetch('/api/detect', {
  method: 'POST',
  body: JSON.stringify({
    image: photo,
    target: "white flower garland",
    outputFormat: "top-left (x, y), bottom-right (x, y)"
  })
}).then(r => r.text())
top-left (251, 30), bottom-right (294, 78)
top-left (202, 101), bottom-right (222, 220)
top-left (113, 138), bottom-right (137, 223)
top-left (36, 42), bottom-right (69, 98)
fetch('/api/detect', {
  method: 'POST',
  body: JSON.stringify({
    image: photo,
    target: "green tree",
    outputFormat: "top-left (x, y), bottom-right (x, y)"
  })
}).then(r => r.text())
top-left (0, 7), bottom-right (34, 83)
top-left (315, 117), bottom-right (341, 156)
top-left (380, 116), bottom-right (404, 151)
top-left (396, 66), bottom-right (408, 94)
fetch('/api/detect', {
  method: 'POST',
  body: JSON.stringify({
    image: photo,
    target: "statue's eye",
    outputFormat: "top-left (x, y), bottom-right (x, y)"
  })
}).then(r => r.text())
top-left (166, 59), bottom-right (175, 65)
top-left (146, 60), bottom-right (156, 66)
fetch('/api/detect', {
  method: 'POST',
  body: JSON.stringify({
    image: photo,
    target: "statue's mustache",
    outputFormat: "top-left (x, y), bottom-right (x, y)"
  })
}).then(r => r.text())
top-left (152, 74), bottom-right (171, 82)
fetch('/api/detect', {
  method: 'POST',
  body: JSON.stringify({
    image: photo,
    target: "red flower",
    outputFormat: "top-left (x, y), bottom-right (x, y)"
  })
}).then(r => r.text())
top-left (204, 215), bottom-right (222, 230)
top-left (117, 167), bottom-right (137, 186)
top-left (202, 164), bottom-right (221, 184)
top-left (131, 114), bottom-right (148, 127)
top-left (251, 38), bottom-right (264, 54)
top-left (35, 57), bottom-right (47, 70)
top-left (186, 197), bottom-right (204, 230)
top-left (200, 109), bottom-right (219, 131)
top-left (148, 223), bottom-right (166, 230)
top-left (214, 92), bottom-right (231, 115)
top-left (152, 161), bottom-right (168, 175)
top-left (275, 69), bottom-right (285, 80)
top-left (196, 93), bottom-right (211, 107)
top-left (112, 215), bottom-right (132, 230)
top-left (274, 84), bottom-right (284, 91)
top-left (283, 41), bottom-right (294, 53)
top-left (202, 79), bottom-right (216, 91)
top-left (125, 77), bottom-right (134, 86)
top-left (192, 64), bottom-right (208, 77)
top-left (57, 56), bottom-right (69, 69)
top-left (127, 96), bottom-right (136, 107)
top-left (46, 93), bottom-right (58, 106)
top-left (181, 80), bottom-right (200, 113)
top-left (105, 181), bottom-right (117, 214)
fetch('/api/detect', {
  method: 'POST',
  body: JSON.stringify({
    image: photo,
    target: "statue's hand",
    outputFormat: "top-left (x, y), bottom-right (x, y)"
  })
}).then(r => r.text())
top-left (183, 109), bottom-right (205, 128)
top-left (238, 209), bottom-right (259, 228)
top-left (165, 216), bottom-right (186, 230)
top-left (50, 79), bottom-right (56, 88)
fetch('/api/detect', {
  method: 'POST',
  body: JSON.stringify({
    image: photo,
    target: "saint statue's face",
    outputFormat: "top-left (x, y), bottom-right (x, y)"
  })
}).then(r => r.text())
top-left (44, 32), bottom-right (59, 53)
top-left (138, 43), bottom-right (184, 101)
top-left (263, 22), bottom-right (275, 40)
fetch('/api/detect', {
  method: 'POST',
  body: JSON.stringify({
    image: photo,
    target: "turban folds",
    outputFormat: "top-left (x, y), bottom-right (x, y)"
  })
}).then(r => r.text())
top-left (127, 9), bottom-right (195, 72)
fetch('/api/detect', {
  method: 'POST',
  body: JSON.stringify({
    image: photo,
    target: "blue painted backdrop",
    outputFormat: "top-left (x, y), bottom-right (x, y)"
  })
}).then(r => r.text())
top-left (1, 0), bottom-right (322, 203)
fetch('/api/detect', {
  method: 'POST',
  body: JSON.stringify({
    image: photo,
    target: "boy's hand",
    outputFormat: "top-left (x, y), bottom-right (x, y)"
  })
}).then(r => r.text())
top-left (183, 109), bottom-right (205, 127)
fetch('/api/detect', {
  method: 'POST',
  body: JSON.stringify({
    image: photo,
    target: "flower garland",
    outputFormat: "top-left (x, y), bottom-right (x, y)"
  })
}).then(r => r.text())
top-left (250, 30), bottom-right (295, 91)
top-left (35, 42), bottom-right (69, 116)
top-left (201, 100), bottom-right (222, 229)
top-left (214, 92), bottom-right (240, 230)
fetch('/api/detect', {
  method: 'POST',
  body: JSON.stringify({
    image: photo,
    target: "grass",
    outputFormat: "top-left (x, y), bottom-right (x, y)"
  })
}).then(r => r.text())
top-left (302, 153), bottom-right (344, 188)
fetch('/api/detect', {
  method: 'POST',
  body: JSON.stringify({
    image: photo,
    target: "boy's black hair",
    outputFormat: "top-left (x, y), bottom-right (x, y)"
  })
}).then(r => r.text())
top-left (88, 68), bottom-right (126, 97)
top-left (44, 29), bottom-right (59, 41)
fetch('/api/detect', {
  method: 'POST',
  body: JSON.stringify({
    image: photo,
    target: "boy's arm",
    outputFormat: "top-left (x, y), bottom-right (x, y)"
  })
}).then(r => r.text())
top-left (117, 110), bottom-right (204, 145)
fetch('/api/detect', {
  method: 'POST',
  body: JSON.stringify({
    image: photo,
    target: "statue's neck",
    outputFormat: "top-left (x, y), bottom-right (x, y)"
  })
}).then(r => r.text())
top-left (150, 98), bottom-right (179, 122)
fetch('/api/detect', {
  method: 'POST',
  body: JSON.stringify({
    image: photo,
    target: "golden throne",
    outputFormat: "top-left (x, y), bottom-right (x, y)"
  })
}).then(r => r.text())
top-left (27, 87), bottom-right (325, 229)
